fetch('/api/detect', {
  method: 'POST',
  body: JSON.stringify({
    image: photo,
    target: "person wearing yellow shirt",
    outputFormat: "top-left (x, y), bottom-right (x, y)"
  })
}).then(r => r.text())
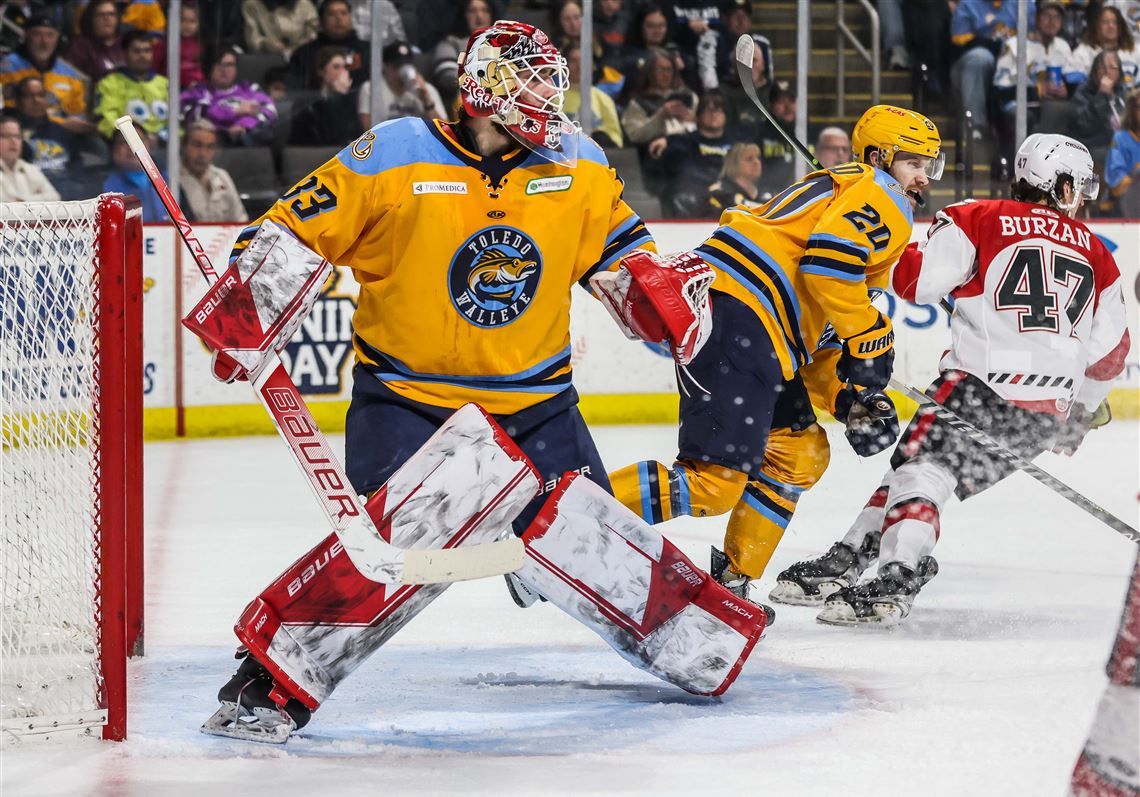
top-left (609, 105), bottom-right (944, 602)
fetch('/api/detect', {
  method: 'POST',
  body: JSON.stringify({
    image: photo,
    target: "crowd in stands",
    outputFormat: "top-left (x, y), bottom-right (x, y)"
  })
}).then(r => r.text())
top-left (0, 0), bottom-right (1137, 221)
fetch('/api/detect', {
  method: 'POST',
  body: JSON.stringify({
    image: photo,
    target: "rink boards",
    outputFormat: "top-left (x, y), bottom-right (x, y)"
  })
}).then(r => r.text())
top-left (128, 220), bottom-right (1139, 437)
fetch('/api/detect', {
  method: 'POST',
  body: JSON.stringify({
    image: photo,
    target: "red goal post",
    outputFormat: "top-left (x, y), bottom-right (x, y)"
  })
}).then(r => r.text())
top-left (1, 194), bottom-right (143, 741)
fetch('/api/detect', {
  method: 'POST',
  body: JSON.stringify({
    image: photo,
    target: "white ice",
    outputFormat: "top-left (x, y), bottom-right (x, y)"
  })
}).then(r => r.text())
top-left (4, 421), bottom-right (1138, 797)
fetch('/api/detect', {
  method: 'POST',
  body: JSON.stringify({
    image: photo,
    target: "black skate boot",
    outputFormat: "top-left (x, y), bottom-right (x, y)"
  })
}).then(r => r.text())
top-left (768, 532), bottom-right (881, 607)
top-left (201, 650), bottom-right (312, 743)
top-left (710, 547), bottom-right (775, 627)
top-left (816, 556), bottom-right (939, 627)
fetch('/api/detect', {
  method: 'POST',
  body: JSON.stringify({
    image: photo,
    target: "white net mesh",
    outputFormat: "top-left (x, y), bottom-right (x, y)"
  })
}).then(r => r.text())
top-left (1, 200), bottom-right (106, 737)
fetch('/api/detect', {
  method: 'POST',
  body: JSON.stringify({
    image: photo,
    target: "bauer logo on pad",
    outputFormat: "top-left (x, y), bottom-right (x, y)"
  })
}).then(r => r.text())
top-left (413, 181), bottom-right (468, 195)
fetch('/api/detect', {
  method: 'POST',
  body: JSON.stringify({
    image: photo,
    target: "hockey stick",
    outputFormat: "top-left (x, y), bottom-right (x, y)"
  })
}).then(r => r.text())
top-left (114, 117), bottom-right (525, 583)
top-left (888, 377), bottom-right (1140, 544)
top-left (734, 35), bottom-right (823, 173)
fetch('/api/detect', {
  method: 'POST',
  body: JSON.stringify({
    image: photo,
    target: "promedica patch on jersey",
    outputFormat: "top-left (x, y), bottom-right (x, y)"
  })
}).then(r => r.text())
top-left (448, 226), bottom-right (543, 327)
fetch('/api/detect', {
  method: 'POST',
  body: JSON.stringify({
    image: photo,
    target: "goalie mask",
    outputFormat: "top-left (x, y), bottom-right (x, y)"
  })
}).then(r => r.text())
top-left (458, 20), bottom-right (579, 166)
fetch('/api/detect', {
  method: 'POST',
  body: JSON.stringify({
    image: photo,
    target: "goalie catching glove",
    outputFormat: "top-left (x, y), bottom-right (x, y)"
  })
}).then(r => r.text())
top-left (590, 250), bottom-right (714, 365)
top-left (182, 220), bottom-right (332, 383)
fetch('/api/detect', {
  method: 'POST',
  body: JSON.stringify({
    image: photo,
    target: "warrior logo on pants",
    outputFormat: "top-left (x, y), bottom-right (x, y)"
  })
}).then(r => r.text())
top-left (449, 226), bottom-right (543, 328)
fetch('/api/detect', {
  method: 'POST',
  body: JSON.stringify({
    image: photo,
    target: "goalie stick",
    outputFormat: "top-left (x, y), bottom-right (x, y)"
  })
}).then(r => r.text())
top-left (114, 116), bottom-right (526, 584)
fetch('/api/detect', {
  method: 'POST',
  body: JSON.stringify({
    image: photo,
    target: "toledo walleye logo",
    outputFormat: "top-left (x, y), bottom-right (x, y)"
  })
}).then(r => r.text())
top-left (448, 226), bottom-right (542, 328)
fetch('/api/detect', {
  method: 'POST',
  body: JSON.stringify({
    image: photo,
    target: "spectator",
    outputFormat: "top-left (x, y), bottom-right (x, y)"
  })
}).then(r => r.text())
top-left (153, 3), bottom-right (207, 89)
top-left (12, 76), bottom-right (104, 199)
top-left (1106, 1), bottom-right (1140, 41)
top-left (657, 92), bottom-right (735, 217)
top-left (708, 0), bottom-right (755, 91)
top-left (902, 0), bottom-right (952, 96)
top-left (1105, 88), bottom-right (1140, 214)
top-left (94, 29), bottom-right (168, 141)
top-left (621, 4), bottom-right (673, 81)
top-left (1071, 49), bottom-right (1127, 149)
top-left (291, 47), bottom-right (362, 145)
top-left (705, 141), bottom-right (769, 215)
top-left (430, 0), bottom-right (498, 110)
top-left (182, 45), bottom-right (278, 145)
top-left (993, 1), bottom-right (1070, 156)
top-left (666, 0), bottom-right (721, 68)
top-left (242, 0), bottom-right (318, 58)
top-left (721, 32), bottom-right (772, 140)
top-left (595, 0), bottom-right (631, 72)
top-left (0, 114), bottom-right (60, 202)
top-left (878, 0), bottom-right (909, 70)
top-left (814, 126), bottom-right (852, 168)
top-left (65, 0), bottom-right (125, 84)
top-left (263, 66), bottom-right (290, 102)
top-left (563, 39), bottom-right (623, 148)
top-left (1067, 5), bottom-right (1139, 90)
top-left (196, 0), bottom-right (247, 50)
top-left (357, 41), bottom-right (445, 128)
top-left (620, 48), bottom-right (697, 147)
top-left (121, 0), bottom-right (166, 35)
top-left (949, 0), bottom-right (1026, 140)
top-left (0, 15), bottom-right (94, 136)
top-left (758, 79), bottom-right (799, 192)
top-left (288, 0), bottom-right (370, 90)
top-left (102, 124), bottom-right (170, 222)
top-left (347, 0), bottom-right (405, 44)
top-left (181, 120), bottom-right (247, 222)
top-left (551, 0), bottom-right (584, 43)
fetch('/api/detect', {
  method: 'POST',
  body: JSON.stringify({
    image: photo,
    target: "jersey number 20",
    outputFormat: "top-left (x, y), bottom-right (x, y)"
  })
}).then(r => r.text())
top-left (994, 247), bottom-right (1094, 335)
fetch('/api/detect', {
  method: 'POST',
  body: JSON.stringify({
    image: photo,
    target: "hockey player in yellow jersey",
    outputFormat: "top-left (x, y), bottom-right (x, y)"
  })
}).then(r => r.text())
top-left (610, 105), bottom-right (944, 602)
top-left (198, 23), bottom-right (775, 743)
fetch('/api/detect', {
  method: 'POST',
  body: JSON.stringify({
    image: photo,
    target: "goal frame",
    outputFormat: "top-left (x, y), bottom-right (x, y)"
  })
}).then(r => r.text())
top-left (1, 193), bottom-right (143, 742)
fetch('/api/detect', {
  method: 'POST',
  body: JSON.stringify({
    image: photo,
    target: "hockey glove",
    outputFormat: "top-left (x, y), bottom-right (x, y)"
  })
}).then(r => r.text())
top-left (835, 387), bottom-right (900, 457)
top-left (1051, 400), bottom-right (1112, 457)
top-left (837, 313), bottom-right (895, 391)
top-left (590, 250), bottom-right (714, 365)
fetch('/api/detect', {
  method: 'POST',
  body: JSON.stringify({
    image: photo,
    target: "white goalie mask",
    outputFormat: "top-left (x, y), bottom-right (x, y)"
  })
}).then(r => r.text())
top-left (1014, 133), bottom-right (1100, 213)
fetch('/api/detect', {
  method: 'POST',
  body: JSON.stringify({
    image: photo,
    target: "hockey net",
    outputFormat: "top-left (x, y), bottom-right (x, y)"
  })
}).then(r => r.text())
top-left (1, 195), bottom-right (143, 741)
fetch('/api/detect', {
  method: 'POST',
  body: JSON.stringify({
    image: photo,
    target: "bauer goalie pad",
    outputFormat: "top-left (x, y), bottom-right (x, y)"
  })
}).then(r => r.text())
top-left (590, 250), bottom-right (714, 365)
top-left (233, 404), bottom-right (539, 709)
top-left (182, 219), bottom-right (332, 382)
top-left (516, 473), bottom-right (766, 696)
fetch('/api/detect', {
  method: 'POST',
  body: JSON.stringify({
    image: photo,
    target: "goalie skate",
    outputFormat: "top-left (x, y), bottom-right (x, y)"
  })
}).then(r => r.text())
top-left (816, 557), bottom-right (938, 627)
top-left (202, 654), bottom-right (312, 743)
top-left (768, 533), bottom-right (880, 607)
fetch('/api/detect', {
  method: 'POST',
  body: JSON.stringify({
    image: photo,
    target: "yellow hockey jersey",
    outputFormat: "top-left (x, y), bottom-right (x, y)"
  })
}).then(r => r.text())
top-left (694, 162), bottom-right (914, 381)
top-left (231, 117), bottom-right (652, 414)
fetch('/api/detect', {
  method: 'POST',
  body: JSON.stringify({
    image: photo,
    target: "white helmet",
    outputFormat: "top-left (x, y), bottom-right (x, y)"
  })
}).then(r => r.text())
top-left (1014, 133), bottom-right (1099, 213)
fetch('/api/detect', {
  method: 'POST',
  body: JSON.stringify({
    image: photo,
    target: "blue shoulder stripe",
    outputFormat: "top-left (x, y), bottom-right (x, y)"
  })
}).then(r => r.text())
top-left (337, 118), bottom-right (464, 176)
top-left (871, 167), bottom-right (914, 225)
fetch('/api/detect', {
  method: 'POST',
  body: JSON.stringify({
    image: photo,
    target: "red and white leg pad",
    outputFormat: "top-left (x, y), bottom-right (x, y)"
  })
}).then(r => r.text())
top-left (182, 219), bottom-right (332, 382)
top-left (234, 404), bottom-right (540, 710)
top-left (516, 473), bottom-right (767, 696)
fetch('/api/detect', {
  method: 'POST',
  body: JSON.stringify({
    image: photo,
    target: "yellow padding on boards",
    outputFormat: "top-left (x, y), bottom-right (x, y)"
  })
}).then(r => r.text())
top-left (141, 388), bottom-right (1140, 439)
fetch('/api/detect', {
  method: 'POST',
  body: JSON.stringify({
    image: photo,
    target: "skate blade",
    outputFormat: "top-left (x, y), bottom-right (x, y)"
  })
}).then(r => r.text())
top-left (768, 579), bottom-right (844, 607)
top-left (504, 573), bottom-right (542, 608)
top-left (816, 600), bottom-right (907, 627)
top-left (200, 702), bottom-right (296, 744)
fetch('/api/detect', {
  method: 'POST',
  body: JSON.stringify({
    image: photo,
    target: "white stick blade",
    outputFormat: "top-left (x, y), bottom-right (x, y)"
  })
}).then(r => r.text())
top-left (735, 34), bottom-right (755, 68)
top-left (401, 537), bottom-right (526, 584)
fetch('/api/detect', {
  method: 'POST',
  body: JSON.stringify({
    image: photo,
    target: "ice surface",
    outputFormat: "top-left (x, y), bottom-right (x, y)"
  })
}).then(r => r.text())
top-left (3, 421), bottom-right (1137, 796)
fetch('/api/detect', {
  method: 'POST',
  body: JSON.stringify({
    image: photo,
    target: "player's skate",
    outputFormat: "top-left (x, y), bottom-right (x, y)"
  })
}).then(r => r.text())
top-left (816, 556), bottom-right (938, 627)
top-left (768, 532), bottom-right (881, 606)
top-left (504, 572), bottom-right (543, 608)
top-left (201, 651), bottom-right (312, 743)
top-left (710, 547), bottom-right (776, 627)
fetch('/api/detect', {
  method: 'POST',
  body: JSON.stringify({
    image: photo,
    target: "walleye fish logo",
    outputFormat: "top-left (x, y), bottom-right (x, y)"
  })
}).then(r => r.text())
top-left (448, 226), bottom-right (543, 328)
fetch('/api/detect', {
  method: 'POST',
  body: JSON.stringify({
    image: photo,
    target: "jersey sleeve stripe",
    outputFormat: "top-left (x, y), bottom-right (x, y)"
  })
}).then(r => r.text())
top-left (578, 219), bottom-right (652, 287)
top-left (799, 255), bottom-right (867, 281)
top-left (696, 242), bottom-right (808, 368)
top-left (805, 234), bottom-right (870, 262)
top-left (1085, 330), bottom-right (1131, 381)
top-left (762, 176), bottom-right (833, 219)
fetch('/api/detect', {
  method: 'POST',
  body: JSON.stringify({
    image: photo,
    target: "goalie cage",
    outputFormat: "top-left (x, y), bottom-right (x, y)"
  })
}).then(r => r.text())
top-left (1, 195), bottom-right (143, 742)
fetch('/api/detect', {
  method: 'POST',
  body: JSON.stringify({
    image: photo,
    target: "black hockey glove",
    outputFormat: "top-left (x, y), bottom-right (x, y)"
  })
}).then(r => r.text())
top-left (837, 313), bottom-right (895, 391)
top-left (835, 387), bottom-right (900, 457)
top-left (1051, 400), bottom-right (1112, 457)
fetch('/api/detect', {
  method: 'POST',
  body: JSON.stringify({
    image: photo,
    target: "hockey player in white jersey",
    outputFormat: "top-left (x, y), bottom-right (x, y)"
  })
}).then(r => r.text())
top-left (770, 133), bottom-right (1131, 626)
